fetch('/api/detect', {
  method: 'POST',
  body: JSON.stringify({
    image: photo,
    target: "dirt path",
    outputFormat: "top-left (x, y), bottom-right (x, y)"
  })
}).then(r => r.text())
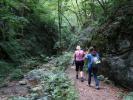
top-left (66, 65), bottom-right (124, 100)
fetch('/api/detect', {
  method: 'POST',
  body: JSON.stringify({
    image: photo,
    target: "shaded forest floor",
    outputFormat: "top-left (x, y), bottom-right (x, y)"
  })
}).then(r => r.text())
top-left (66, 65), bottom-right (126, 100)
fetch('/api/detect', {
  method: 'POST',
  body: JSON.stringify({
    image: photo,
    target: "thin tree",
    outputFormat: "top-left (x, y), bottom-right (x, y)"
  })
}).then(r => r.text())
top-left (58, 0), bottom-right (62, 51)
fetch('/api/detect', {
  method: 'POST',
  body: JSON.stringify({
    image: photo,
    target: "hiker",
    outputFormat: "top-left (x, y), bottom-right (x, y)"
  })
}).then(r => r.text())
top-left (85, 46), bottom-right (101, 89)
top-left (74, 45), bottom-right (85, 82)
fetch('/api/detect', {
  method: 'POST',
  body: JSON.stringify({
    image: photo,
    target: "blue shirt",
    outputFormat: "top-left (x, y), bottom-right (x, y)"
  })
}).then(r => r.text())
top-left (85, 53), bottom-right (99, 68)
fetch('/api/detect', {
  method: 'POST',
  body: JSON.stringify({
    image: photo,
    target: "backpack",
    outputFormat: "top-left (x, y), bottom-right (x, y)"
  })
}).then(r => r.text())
top-left (91, 52), bottom-right (101, 68)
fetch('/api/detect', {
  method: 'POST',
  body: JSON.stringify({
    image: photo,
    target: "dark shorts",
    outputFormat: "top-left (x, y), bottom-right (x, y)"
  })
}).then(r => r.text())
top-left (75, 60), bottom-right (84, 71)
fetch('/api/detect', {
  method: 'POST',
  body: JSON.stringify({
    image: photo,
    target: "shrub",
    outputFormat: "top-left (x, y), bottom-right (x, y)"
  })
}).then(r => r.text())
top-left (41, 72), bottom-right (78, 100)
top-left (0, 61), bottom-right (14, 85)
top-left (11, 52), bottom-right (78, 99)
top-left (0, 61), bottom-right (13, 75)
top-left (10, 69), bottom-right (24, 80)
top-left (55, 52), bottom-right (72, 71)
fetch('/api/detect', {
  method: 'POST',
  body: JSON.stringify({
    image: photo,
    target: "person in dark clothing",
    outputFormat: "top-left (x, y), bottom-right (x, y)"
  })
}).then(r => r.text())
top-left (74, 45), bottom-right (85, 82)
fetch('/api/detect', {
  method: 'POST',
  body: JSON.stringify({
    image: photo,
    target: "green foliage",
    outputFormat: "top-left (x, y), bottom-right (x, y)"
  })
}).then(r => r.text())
top-left (42, 72), bottom-right (78, 100)
top-left (0, 61), bottom-right (13, 75)
top-left (55, 52), bottom-right (72, 71)
top-left (44, 53), bottom-right (78, 99)
top-left (0, 41), bottom-right (26, 62)
top-left (41, 53), bottom-right (78, 100)
top-left (20, 57), bottom-right (43, 71)
top-left (0, 0), bottom-right (28, 40)
top-left (10, 69), bottom-right (24, 80)
top-left (89, 0), bottom-right (133, 54)
top-left (0, 0), bottom-right (59, 83)
top-left (0, 0), bottom-right (58, 62)
top-left (10, 52), bottom-right (78, 100)
top-left (0, 61), bottom-right (16, 87)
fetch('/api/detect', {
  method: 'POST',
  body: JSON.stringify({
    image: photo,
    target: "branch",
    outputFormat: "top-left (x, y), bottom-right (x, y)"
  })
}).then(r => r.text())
top-left (96, 0), bottom-right (107, 14)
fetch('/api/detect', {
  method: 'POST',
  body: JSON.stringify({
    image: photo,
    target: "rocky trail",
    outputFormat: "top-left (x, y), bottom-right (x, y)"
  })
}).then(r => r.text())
top-left (0, 81), bottom-right (28, 100)
top-left (66, 65), bottom-right (126, 100)
top-left (0, 64), bottom-right (127, 100)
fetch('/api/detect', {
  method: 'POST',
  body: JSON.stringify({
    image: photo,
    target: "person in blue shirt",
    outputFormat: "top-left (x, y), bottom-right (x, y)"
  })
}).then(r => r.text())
top-left (85, 46), bottom-right (100, 90)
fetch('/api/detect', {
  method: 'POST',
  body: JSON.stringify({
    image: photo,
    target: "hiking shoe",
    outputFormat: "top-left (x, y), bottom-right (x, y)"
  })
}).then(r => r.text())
top-left (81, 77), bottom-right (84, 82)
top-left (88, 84), bottom-right (91, 87)
top-left (96, 86), bottom-right (99, 90)
top-left (88, 82), bottom-right (91, 86)
top-left (76, 75), bottom-right (78, 79)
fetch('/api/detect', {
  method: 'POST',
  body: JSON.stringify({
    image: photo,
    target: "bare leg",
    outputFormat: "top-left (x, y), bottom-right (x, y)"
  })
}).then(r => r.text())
top-left (80, 71), bottom-right (84, 82)
top-left (80, 71), bottom-right (84, 78)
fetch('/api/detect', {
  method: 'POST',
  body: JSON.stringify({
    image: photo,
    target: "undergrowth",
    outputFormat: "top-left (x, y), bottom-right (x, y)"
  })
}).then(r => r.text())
top-left (10, 52), bottom-right (78, 100)
top-left (0, 56), bottom-right (49, 86)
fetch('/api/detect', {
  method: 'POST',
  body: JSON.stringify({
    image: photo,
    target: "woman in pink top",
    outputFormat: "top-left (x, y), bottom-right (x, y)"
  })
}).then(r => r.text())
top-left (74, 45), bottom-right (85, 82)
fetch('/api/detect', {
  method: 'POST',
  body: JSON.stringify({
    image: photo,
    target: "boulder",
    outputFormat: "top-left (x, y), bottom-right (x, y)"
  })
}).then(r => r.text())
top-left (19, 80), bottom-right (27, 85)
top-left (31, 85), bottom-right (43, 92)
top-left (100, 51), bottom-right (133, 89)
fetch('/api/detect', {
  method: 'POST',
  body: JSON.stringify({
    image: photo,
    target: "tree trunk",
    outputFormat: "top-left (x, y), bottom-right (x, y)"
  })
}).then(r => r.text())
top-left (58, 0), bottom-right (62, 51)
top-left (75, 0), bottom-right (84, 25)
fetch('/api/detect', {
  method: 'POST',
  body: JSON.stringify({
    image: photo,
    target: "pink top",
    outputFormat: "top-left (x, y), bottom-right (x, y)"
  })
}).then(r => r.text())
top-left (74, 50), bottom-right (84, 61)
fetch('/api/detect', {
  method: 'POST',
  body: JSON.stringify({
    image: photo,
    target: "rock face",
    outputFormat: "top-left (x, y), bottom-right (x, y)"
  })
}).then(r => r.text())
top-left (101, 52), bottom-right (133, 89)
top-left (90, 1), bottom-right (133, 89)
top-left (99, 39), bottom-right (133, 89)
